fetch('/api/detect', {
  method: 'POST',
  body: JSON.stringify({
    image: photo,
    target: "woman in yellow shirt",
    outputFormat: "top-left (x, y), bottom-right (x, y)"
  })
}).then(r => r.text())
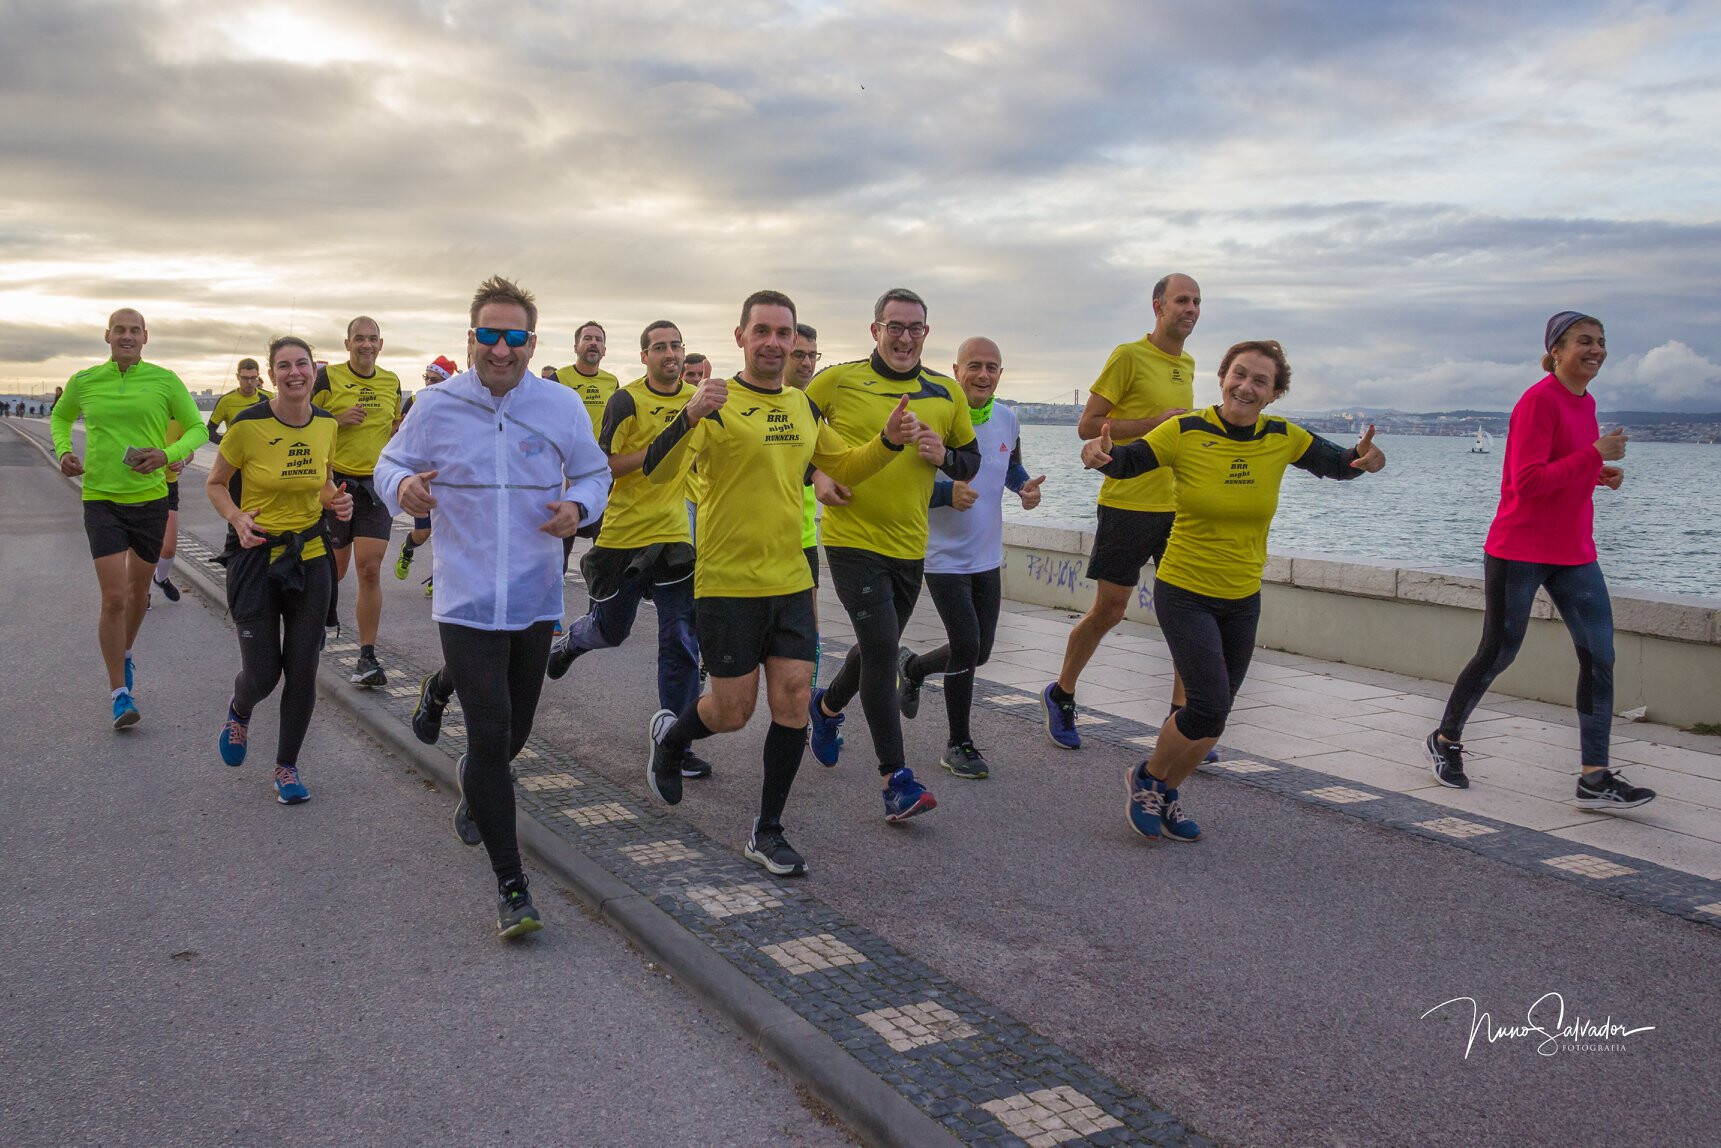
top-left (1083, 340), bottom-right (1385, 843)
top-left (205, 336), bottom-right (352, 804)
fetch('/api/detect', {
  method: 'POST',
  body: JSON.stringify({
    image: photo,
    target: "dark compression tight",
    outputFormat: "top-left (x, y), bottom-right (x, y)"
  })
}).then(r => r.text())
top-left (231, 557), bottom-right (333, 766)
top-left (821, 546), bottom-right (924, 775)
top-left (905, 568), bottom-right (1002, 745)
top-left (1153, 579), bottom-right (1261, 742)
top-left (435, 620), bottom-right (555, 885)
top-left (1439, 555), bottom-right (1614, 767)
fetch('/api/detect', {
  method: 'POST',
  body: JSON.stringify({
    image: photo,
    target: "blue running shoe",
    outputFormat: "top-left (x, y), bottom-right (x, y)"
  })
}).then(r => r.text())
top-left (883, 767), bottom-right (937, 823)
top-left (124, 655), bottom-right (134, 692)
top-left (1159, 784), bottom-right (1202, 842)
top-left (1125, 763), bottom-right (1162, 840)
top-left (1042, 683), bottom-right (1080, 750)
top-left (274, 764), bottom-right (310, 805)
top-left (112, 691), bottom-right (140, 730)
top-left (808, 687), bottom-right (845, 767)
top-left (218, 702), bottom-right (249, 767)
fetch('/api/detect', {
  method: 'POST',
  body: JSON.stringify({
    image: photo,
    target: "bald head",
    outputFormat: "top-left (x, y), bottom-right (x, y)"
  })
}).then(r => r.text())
top-left (104, 308), bottom-right (148, 368)
top-left (952, 336), bottom-right (1003, 408)
top-left (1150, 273), bottom-right (1201, 351)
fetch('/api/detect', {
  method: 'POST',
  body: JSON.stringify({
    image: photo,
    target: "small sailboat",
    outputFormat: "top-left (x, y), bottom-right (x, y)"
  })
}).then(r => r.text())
top-left (1469, 426), bottom-right (1493, 454)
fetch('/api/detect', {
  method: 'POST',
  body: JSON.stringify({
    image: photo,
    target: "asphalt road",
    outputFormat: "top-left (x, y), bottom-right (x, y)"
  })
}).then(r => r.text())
top-left (15, 415), bottom-right (1721, 1147)
top-left (0, 424), bottom-right (851, 1147)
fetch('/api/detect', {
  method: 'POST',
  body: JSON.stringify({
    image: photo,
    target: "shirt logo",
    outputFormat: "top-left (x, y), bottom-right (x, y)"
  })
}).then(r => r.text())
top-left (1224, 458), bottom-right (1253, 486)
top-left (517, 435), bottom-right (549, 458)
top-left (738, 406), bottom-right (760, 417)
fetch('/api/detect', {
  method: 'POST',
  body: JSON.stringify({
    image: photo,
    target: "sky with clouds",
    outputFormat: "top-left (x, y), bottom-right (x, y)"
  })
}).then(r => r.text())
top-left (3, 0), bottom-right (1718, 412)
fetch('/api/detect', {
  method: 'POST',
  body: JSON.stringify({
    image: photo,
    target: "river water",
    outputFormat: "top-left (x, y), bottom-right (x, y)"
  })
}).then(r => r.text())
top-left (1012, 425), bottom-right (1721, 599)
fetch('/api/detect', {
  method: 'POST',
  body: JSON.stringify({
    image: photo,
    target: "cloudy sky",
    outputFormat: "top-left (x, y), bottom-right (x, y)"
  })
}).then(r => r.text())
top-left (4, 0), bottom-right (1719, 412)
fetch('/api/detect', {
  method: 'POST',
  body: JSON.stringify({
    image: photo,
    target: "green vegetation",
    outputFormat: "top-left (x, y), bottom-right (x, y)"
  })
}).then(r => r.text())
top-left (1685, 722), bottom-right (1721, 736)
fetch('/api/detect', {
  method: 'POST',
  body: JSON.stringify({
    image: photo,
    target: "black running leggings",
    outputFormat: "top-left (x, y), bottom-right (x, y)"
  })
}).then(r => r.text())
top-left (232, 559), bottom-right (333, 766)
top-left (1153, 579), bottom-right (1261, 742)
top-left (822, 546), bottom-right (924, 775)
top-left (907, 568), bottom-right (1002, 745)
top-left (435, 620), bottom-right (555, 884)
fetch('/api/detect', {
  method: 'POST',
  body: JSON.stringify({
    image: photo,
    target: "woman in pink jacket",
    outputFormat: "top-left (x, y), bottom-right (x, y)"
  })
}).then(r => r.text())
top-left (1425, 312), bottom-right (1653, 812)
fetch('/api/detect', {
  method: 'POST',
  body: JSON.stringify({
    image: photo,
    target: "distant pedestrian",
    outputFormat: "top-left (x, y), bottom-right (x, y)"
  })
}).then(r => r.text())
top-left (1425, 312), bottom-right (1653, 811)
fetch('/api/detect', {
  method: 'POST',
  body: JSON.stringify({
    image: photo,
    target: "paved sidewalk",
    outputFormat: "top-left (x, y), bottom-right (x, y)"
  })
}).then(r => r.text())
top-left (13, 416), bottom-right (1720, 1147)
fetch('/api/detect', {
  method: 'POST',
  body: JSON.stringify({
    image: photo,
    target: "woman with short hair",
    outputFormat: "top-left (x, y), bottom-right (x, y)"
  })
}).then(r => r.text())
top-left (1083, 339), bottom-right (1386, 842)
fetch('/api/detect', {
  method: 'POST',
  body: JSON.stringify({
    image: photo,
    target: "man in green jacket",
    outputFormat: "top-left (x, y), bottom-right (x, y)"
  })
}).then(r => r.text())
top-left (52, 308), bottom-right (207, 729)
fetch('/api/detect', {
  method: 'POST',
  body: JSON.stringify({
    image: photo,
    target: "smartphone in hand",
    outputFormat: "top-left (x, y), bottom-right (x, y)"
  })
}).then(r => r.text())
top-left (123, 446), bottom-right (147, 467)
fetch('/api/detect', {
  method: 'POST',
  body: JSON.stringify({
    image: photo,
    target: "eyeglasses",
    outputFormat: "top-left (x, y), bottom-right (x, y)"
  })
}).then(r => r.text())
top-left (878, 322), bottom-right (927, 339)
top-left (789, 350), bottom-right (822, 362)
top-left (473, 327), bottom-right (531, 347)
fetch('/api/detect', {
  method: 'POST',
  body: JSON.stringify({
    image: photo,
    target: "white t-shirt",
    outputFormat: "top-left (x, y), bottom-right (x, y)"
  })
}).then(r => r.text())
top-left (926, 402), bottom-right (1021, 576)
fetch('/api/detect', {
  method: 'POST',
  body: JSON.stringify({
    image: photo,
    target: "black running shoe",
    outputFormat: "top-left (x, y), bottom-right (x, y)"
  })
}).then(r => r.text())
top-left (1576, 769), bottom-right (1656, 812)
top-left (679, 748), bottom-right (713, 779)
top-left (744, 821), bottom-right (807, 877)
top-left (545, 634), bottom-right (586, 681)
top-left (648, 709), bottom-right (682, 805)
top-left (412, 672), bottom-right (449, 745)
top-left (351, 650), bottom-right (387, 687)
top-left (940, 741), bottom-right (990, 780)
top-left (496, 877), bottom-right (542, 939)
top-left (897, 646), bottom-right (922, 720)
top-left (152, 576), bottom-right (181, 603)
top-left (1425, 731), bottom-right (1469, 789)
top-left (452, 753), bottom-right (483, 847)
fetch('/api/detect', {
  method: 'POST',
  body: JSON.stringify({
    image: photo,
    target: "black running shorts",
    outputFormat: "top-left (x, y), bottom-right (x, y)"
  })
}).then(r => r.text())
top-left (83, 497), bottom-right (169, 563)
top-left (1085, 506), bottom-right (1175, 587)
top-left (327, 471), bottom-right (393, 546)
top-left (165, 481), bottom-right (180, 512)
top-left (804, 546), bottom-right (820, 587)
top-left (695, 591), bottom-right (818, 677)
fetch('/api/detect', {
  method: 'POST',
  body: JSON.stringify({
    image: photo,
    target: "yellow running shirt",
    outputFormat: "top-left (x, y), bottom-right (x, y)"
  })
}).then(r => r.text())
top-left (219, 403), bottom-right (339, 561)
top-left (314, 362), bottom-right (400, 476)
top-left (595, 378), bottom-right (696, 550)
top-left (644, 379), bottom-right (898, 598)
top-left (805, 357), bottom-right (977, 561)
top-left (1090, 336), bottom-right (1196, 513)
top-left (1137, 408), bottom-right (1356, 600)
top-left (560, 367), bottom-right (619, 434)
top-left (209, 388), bottom-right (272, 440)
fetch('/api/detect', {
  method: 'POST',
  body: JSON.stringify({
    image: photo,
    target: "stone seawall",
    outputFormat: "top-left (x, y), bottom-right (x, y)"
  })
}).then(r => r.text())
top-left (999, 520), bottom-right (1721, 728)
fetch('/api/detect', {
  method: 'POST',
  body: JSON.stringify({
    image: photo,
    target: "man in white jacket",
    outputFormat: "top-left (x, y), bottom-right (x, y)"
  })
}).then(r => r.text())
top-left (375, 276), bottom-right (610, 939)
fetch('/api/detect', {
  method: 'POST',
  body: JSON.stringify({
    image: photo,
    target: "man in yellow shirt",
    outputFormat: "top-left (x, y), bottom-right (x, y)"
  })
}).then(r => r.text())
top-left (559, 321), bottom-right (618, 433)
top-left (805, 288), bottom-right (981, 823)
top-left (1043, 273), bottom-right (1200, 749)
top-left (205, 359), bottom-right (271, 444)
top-left (312, 315), bottom-right (402, 687)
top-left (641, 290), bottom-right (920, 873)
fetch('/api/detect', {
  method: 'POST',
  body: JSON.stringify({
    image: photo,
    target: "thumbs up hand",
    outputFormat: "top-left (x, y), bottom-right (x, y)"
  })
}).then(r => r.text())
top-left (1018, 474), bottom-right (1045, 510)
top-left (399, 468), bottom-right (439, 515)
top-left (1595, 425), bottom-right (1628, 461)
top-left (1350, 424), bottom-right (1385, 472)
top-left (1081, 423), bottom-right (1114, 469)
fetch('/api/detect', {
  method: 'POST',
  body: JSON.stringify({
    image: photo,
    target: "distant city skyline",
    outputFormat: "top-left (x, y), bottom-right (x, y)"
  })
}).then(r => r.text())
top-left (3, 1), bottom-right (1719, 413)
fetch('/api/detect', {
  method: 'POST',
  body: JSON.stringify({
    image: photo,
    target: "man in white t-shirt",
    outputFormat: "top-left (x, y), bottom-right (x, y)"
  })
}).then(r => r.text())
top-left (897, 336), bottom-right (1043, 778)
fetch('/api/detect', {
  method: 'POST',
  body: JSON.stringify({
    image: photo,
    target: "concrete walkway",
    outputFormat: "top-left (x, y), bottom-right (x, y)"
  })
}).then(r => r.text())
top-left (9, 414), bottom-right (1719, 1147)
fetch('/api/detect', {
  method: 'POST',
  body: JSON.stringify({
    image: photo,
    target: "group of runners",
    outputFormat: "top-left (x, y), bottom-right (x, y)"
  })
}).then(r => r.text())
top-left (44, 274), bottom-right (1651, 939)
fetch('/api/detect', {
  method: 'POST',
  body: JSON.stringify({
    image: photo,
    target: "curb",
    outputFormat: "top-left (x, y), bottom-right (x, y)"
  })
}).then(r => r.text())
top-left (166, 528), bottom-right (958, 1148)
